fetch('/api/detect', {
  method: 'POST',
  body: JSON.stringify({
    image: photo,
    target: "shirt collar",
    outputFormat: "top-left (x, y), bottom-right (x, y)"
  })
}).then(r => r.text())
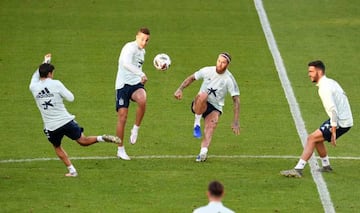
top-left (316, 75), bottom-right (327, 87)
top-left (208, 201), bottom-right (224, 206)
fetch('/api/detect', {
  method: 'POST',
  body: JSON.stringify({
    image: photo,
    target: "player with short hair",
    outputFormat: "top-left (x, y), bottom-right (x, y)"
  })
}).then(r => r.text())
top-left (115, 27), bottom-right (150, 160)
top-left (193, 180), bottom-right (235, 213)
top-left (281, 60), bottom-right (353, 178)
top-left (174, 52), bottom-right (240, 162)
top-left (29, 54), bottom-right (121, 177)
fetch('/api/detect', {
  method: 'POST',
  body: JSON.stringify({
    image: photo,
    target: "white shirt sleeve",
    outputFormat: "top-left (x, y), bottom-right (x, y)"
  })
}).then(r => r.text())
top-left (227, 72), bottom-right (240, 97)
top-left (29, 69), bottom-right (40, 89)
top-left (319, 86), bottom-right (337, 126)
top-left (56, 80), bottom-right (74, 102)
top-left (122, 46), bottom-right (145, 77)
top-left (194, 68), bottom-right (205, 80)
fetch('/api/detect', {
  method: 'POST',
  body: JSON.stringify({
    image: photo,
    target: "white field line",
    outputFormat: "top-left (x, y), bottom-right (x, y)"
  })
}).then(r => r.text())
top-left (254, 0), bottom-right (335, 213)
top-left (1, 155), bottom-right (360, 164)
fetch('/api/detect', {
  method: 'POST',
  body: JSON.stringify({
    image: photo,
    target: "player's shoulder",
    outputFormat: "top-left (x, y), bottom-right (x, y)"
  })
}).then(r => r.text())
top-left (199, 66), bottom-right (215, 72)
top-left (122, 41), bottom-right (137, 50)
top-left (122, 41), bottom-right (144, 53)
top-left (48, 78), bottom-right (62, 84)
top-left (225, 70), bottom-right (238, 79)
top-left (319, 76), bottom-right (337, 87)
top-left (47, 79), bottom-right (66, 89)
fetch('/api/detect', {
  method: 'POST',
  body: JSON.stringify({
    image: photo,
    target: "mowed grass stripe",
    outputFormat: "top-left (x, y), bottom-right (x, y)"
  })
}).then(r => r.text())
top-left (2, 155), bottom-right (360, 163)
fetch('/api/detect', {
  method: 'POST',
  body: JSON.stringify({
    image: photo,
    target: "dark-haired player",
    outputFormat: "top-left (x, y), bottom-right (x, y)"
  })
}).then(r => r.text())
top-left (30, 54), bottom-right (120, 177)
top-left (281, 60), bottom-right (353, 178)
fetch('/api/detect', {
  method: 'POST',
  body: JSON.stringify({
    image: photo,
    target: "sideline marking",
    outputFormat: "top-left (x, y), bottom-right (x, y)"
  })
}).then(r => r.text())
top-left (1, 155), bottom-right (360, 164)
top-left (254, 0), bottom-right (335, 213)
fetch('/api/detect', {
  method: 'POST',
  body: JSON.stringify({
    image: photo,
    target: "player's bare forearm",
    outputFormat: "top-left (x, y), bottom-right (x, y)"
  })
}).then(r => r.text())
top-left (178, 74), bottom-right (196, 91)
top-left (174, 74), bottom-right (196, 100)
top-left (331, 126), bottom-right (337, 147)
top-left (232, 95), bottom-right (240, 135)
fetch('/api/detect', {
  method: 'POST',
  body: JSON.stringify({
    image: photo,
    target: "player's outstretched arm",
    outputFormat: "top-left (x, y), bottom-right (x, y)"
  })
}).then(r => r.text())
top-left (174, 74), bottom-right (196, 100)
top-left (231, 95), bottom-right (240, 135)
top-left (30, 53), bottom-right (51, 89)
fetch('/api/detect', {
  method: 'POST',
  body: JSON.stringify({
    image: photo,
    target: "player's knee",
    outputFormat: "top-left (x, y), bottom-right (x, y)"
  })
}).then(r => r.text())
top-left (193, 106), bottom-right (206, 115)
top-left (195, 92), bottom-right (208, 102)
top-left (307, 134), bottom-right (319, 144)
top-left (118, 112), bottom-right (128, 122)
top-left (137, 99), bottom-right (147, 108)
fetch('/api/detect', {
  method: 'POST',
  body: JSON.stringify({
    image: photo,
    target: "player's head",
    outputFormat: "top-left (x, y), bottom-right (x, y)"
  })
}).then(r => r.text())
top-left (308, 60), bottom-right (325, 83)
top-left (39, 63), bottom-right (55, 78)
top-left (136, 27), bottom-right (150, 49)
top-left (207, 181), bottom-right (225, 201)
top-left (216, 52), bottom-right (231, 74)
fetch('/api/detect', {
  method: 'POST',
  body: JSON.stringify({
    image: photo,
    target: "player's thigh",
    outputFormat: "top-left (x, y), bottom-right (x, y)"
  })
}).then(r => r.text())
top-left (66, 121), bottom-right (83, 141)
top-left (308, 129), bottom-right (325, 143)
top-left (131, 88), bottom-right (147, 104)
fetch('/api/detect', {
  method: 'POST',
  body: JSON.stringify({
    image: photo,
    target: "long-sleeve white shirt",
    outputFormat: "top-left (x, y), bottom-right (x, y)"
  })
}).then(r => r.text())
top-left (317, 75), bottom-right (353, 128)
top-left (115, 41), bottom-right (146, 90)
top-left (29, 70), bottom-right (75, 131)
top-left (194, 66), bottom-right (240, 112)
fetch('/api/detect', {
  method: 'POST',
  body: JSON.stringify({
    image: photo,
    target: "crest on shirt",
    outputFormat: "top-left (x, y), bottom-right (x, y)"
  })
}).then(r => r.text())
top-left (207, 87), bottom-right (217, 97)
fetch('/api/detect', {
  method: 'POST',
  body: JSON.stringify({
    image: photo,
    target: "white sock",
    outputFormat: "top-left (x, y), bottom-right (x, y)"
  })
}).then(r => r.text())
top-left (97, 136), bottom-right (104, 142)
top-left (132, 125), bottom-right (139, 132)
top-left (118, 146), bottom-right (125, 152)
top-left (294, 159), bottom-right (307, 170)
top-left (200, 147), bottom-right (208, 155)
top-left (321, 156), bottom-right (330, 167)
top-left (67, 165), bottom-right (77, 173)
top-left (194, 114), bottom-right (202, 127)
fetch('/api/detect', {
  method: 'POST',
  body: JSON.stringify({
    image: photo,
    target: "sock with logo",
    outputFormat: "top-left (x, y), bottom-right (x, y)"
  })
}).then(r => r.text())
top-left (321, 156), bottom-right (330, 167)
top-left (194, 114), bottom-right (202, 127)
top-left (294, 159), bottom-right (307, 170)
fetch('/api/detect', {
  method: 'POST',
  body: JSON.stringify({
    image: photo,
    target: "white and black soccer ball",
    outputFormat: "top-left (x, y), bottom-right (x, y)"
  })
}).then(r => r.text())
top-left (153, 53), bottom-right (171, 71)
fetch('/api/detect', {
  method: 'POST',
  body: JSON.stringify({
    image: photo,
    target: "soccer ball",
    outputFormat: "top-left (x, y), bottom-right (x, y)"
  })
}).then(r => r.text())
top-left (153, 53), bottom-right (171, 71)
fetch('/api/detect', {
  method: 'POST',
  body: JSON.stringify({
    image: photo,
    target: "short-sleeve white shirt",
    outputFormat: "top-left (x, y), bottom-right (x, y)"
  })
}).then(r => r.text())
top-left (317, 76), bottom-right (353, 127)
top-left (29, 70), bottom-right (75, 131)
top-left (194, 66), bottom-right (240, 112)
top-left (193, 201), bottom-right (235, 213)
top-left (115, 41), bottom-right (146, 89)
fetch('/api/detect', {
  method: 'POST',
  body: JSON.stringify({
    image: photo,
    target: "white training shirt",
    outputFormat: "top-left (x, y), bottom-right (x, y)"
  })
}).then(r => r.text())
top-left (115, 40), bottom-right (146, 90)
top-left (194, 66), bottom-right (240, 112)
top-left (193, 201), bottom-right (235, 213)
top-left (317, 75), bottom-right (353, 128)
top-left (29, 70), bottom-right (75, 131)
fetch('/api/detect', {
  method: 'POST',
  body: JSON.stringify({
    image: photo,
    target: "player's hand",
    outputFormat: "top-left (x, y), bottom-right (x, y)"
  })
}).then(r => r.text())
top-left (174, 89), bottom-right (183, 100)
top-left (43, 53), bottom-right (51, 64)
top-left (141, 75), bottom-right (148, 85)
top-left (330, 132), bottom-right (336, 147)
top-left (231, 121), bottom-right (240, 135)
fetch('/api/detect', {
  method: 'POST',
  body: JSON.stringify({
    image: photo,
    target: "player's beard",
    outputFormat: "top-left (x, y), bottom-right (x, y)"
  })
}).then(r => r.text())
top-left (216, 65), bottom-right (226, 73)
top-left (311, 73), bottom-right (320, 83)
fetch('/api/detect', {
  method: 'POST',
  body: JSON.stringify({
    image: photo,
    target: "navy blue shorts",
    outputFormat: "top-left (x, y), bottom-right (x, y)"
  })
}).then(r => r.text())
top-left (191, 101), bottom-right (222, 118)
top-left (319, 119), bottom-right (351, 142)
top-left (43, 120), bottom-right (84, 147)
top-left (116, 83), bottom-right (145, 111)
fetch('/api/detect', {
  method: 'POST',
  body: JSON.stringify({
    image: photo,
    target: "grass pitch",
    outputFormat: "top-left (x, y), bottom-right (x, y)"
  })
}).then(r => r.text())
top-left (0, 0), bottom-right (359, 212)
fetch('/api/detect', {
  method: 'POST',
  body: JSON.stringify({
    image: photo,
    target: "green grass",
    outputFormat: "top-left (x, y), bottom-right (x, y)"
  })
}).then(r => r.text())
top-left (0, 0), bottom-right (359, 212)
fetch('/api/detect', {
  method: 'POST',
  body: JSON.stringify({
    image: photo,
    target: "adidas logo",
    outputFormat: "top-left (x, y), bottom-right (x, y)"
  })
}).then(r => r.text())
top-left (36, 87), bottom-right (54, 98)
